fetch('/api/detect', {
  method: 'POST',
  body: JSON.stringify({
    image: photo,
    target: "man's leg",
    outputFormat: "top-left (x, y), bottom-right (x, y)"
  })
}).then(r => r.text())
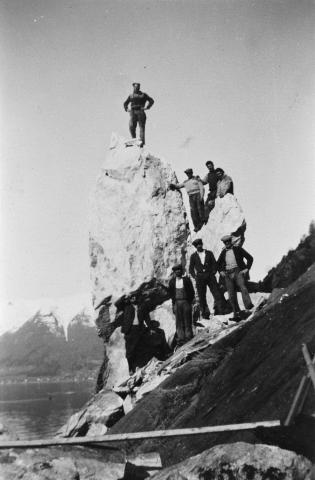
top-left (235, 271), bottom-right (254, 310)
top-left (196, 277), bottom-right (210, 318)
top-left (189, 195), bottom-right (201, 231)
top-left (138, 111), bottom-right (146, 145)
top-left (175, 301), bottom-right (185, 346)
top-left (129, 111), bottom-right (137, 138)
top-left (182, 300), bottom-right (193, 342)
top-left (196, 195), bottom-right (205, 226)
top-left (125, 326), bottom-right (140, 374)
top-left (207, 275), bottom-right (225, 315)
top-left (224, 273), bottom-right (239, 315)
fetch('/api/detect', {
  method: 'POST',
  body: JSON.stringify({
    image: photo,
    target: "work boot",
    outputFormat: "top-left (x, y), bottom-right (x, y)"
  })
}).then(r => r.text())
top-left (230, 313), bottom-right (242, 323)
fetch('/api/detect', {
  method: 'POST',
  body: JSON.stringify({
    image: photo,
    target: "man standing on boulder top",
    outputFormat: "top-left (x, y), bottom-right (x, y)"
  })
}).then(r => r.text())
top-left (168, 264), bottom-right (195, 348)
top-left (169, 168), bottom-right (205, 232)
top-left (217, 235), bottom-right (254, 321)
top-left (189, 238), bottom-right (228, 318)
top-left (123, 82), bottom-right (154, 146)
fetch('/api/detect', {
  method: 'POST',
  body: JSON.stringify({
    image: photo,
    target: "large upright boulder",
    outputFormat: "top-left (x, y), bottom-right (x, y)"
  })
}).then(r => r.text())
top-left (192, 193), bottom-right (246, 258)
top-left (89, 135), bottom-right (189, 306)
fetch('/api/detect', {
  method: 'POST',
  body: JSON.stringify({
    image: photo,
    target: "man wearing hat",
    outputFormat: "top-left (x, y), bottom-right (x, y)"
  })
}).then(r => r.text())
top-left (189, 239), bottom-right (226, 318)
top-left (168, 264), bottom-right (195, 347)
top-left (215, 168), bottom-right (234, 198)
top-left (201, 160), bottom-right (218, 222)
top-left (123, 82), bottom-right (154, 146)
top-left (169, 168), bottom-right (205, 232)
top-left (217, 235), bottom-right (254, 321)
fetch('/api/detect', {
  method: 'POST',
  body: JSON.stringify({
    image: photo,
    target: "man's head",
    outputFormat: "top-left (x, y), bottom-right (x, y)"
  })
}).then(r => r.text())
top-left (221, 234), bottom-right (232, 249)
top-left (192, 238), bottom-right (203, 252)
top-left (205, 161), bottom-right (214, 172)
top-left (172, 264), bottom-right (183, 278)
top-left (184, 168), bottom-right (193, 179)
top-left (132, 82), bottom-right (140, 93)
top-left (215, 167), bottom-right (224, 179)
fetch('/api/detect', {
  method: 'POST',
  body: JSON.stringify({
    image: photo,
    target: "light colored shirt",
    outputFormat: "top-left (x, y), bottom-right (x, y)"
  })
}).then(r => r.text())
top-left (175, 278), bottom-right (184, 288)
top-left (177, 177), bottom-right (202, 196)
top-left (133, 307), bottom-right (139, 325)
top-left (225, 248), bottom-right (238, 270)
top-left (197, 250), bottom-right (206, 264)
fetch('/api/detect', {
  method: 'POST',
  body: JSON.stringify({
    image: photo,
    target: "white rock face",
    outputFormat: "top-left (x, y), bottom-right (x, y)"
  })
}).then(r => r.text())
top-left (89, 135), bottom-right (189, 306)
top-left (190, 193), bottom-right (246, 258)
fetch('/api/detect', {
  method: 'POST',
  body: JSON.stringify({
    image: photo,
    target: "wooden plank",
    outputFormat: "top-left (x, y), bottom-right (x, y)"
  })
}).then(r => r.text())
top-left (0, 420), bottom-right (280, 449)
top-left (284, 348), bottom-right (315, 426)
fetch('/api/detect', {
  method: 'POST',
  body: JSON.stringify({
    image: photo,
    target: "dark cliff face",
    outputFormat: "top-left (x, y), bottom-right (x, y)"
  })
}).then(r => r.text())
top-left (110, 264), bottom-right (315, 466)
top-left (259, 222), bottom-right (315, 291)
top-left (0, 312), bottom-right (103, 380)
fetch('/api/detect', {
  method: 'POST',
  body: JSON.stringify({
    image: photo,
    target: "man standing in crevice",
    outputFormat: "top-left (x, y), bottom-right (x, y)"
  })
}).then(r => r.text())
top-left (123, 82), bottom-right (154, 146)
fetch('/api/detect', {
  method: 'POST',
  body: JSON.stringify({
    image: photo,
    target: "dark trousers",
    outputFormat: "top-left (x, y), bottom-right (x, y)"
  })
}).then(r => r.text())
top-left (125, 325), bottom-right (142, 374)
top-left (129, 110), bottom-right (146, 144)
top-left (196, 274), bottom-right (225, 316)
top-left (224, 268), bottom-right (253, 314)
top-left (189, 193), bottom-right (204, 231)
top-left (174, 300), bottom-right (193, 346)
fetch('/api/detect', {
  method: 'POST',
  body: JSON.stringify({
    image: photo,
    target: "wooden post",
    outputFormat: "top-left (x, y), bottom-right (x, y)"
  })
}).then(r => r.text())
top-left (302, 344), bottom-right (315, 392)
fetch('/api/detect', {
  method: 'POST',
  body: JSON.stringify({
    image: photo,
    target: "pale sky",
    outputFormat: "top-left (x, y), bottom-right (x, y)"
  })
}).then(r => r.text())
top-left (1, 0), bottom-right (314, 300)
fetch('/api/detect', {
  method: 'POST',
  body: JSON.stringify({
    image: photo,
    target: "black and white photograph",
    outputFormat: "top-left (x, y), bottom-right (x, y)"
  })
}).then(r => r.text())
top-left (0, 0), bottom-right (315, 478)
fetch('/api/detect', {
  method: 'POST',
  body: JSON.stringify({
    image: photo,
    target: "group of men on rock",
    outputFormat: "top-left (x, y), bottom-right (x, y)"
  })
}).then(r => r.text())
top-left (95, 83), bottom-right (254, 372)
top-left (170, 162), bottom-right (234, 232)
top-left (169, 236), bottom-right (254, 347)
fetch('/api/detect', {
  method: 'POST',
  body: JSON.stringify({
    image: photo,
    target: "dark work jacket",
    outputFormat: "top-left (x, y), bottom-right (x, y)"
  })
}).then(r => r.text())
top-left (217, 246), bottom-right (253, 275)
top-left (168, 276), bottom-right (195, 306)
top-left (121, 304), bottom-right (151, 335)
top-left (189, 250), bottom-right (217, 279)
top-left (123, 91), bottom-right (154, 111)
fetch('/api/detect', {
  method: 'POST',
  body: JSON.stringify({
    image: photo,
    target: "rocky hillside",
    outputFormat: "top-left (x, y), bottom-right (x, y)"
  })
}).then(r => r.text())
top-left (109, 263), bottom-right (315, 465)
top-left (260, 222), bottom-right (315, 291)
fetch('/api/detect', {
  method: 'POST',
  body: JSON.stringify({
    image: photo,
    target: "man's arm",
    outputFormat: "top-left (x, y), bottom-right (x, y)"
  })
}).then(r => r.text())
top-left (169, 182), bottom-right (185, 190)
top-left (201, 174), bottom-right (208, 185)
top-left (189, 254), bottom-right (196, 279)
top-left (144, 94), bottom-right (154, 109)
top-left (123, 96), bottom-right (131, 112)
top-left (217, 250), bottom-right (225, 276)
top-left (208, 251), bottom-right (218, 275)
top-left (240, 248), bottom-right (253, 271)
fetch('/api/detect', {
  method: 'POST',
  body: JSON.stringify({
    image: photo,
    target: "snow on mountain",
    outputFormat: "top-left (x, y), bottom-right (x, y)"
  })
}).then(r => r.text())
top-left (0, 292), bottom-right (95, 337)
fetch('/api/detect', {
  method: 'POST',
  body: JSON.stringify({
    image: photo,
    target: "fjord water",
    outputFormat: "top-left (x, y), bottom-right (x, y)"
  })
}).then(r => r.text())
top-left (0, 381), bottom-right (94, 439)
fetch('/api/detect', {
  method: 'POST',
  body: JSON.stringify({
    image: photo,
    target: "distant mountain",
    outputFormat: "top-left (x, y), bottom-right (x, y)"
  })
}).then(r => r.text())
top-left (0, 308), bottom-right (103, 381)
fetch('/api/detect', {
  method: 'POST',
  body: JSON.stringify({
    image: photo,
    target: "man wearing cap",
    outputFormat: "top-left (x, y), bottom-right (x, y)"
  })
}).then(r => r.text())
top-left (201, 161), bottom-right (218, 222)
top-left (123, 83), bottom-right (154, 146)
top-left (217, 235), bottom-right (254, 321)
top-left (189, 239), bottom-right (226, 318)
top-left (169, 169), bottom-right (205, 232)
top-left (168, 264), bottom-right (195, 347)
top-left (215, 168), bottom-right (234, 198)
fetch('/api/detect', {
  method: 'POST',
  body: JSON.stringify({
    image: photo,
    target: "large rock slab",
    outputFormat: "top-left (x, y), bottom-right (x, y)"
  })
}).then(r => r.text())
top-left (192, 193), bottom-right (246, 258)
top-left (150, 442), bottom-right (312, 480)
top-left (89, 135), bottom-right (189, 306)
top-left (59, 390), bottom-right (123, 437)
